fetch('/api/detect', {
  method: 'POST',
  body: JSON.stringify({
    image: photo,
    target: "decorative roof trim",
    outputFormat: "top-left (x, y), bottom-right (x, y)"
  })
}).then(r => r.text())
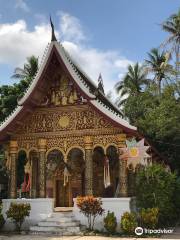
top-left (90, 99), bottom-right (137, 131)
top-left (54, 42), bottom-right (95, 98)
top-left (62, 45), bottom-right (123, 115)
top-left (0, 106), bottom-right (23, 132)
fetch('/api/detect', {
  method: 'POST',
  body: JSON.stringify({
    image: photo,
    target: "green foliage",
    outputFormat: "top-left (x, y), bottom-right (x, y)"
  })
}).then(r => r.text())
top-left (76, 196), bottom-right (104, 230)
top-left (136, 164), bottom-right (179, 226)
top-left (145, 48), bottom-right (173, 94)
top-left (0, 56), bottom-right (38, 123)
top-left (6, 203), bottom-right (31, 232)
top-left (104, 211), bottom-right (117, 234)
top-left (139, 208), bottom-right (159, 229)
top-left (115, 63), bottom-right (149, 106)
top-left (0, 200), bottom-right (5, 230)
top-left (120, 212), bottom-right (137, 234)
top-left (162, 8), bottom-right (180, 81)
top-left (123, 85), bottom-right (180, 174)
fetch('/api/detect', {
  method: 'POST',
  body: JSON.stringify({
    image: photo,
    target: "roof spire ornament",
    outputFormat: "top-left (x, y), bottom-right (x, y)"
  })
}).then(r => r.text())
top-left (50, 16), bottom-right (57, 42)
top-left (98, 73), bottom-right (105, 94)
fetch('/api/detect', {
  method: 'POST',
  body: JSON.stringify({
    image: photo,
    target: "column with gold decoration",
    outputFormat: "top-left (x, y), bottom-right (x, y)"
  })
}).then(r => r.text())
top-left (116, 134), bottom-right (128, 197)
top-left (9, 140), bottom-right (18, 199)
top-left (84, 136), bottom-right (93, 195)
top-left (38, 138), bottom-right (47, 198)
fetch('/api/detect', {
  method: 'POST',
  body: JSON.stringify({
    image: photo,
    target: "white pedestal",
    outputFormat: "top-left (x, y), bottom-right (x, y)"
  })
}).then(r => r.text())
top-left (2, 198), bottom-right (54, 231)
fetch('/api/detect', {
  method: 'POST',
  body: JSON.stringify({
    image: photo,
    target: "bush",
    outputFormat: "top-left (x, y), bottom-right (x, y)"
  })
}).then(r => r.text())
top-left (0, 200), bottom-right (5, 230)
top-left (121, 212), bottom-right (137, 234)
top-left (139, 208), bottom-right (159, 229)
top-left (76, 196), bottom-right (104, 230)
top-left (104, 211), bottom-right (117, 234)
top-left (136, 163), bottom-right (179, 226)
top-left (6, 202), bottom-right (31, 232)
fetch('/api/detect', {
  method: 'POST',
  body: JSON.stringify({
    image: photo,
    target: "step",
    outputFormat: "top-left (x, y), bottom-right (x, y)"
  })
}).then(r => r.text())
top-left (50, 212), bottom-right (74, 218)
top-left (29, 210), bottom-right (82, 236)
top-left (30, 225), bottom-right (81, 233)
top-left (46, 216), bottom-right (76, 222)
top-left (38, 220), bottom-right (80, 227)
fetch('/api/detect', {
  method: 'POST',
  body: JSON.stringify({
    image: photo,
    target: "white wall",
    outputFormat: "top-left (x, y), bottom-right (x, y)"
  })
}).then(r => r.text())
top-left (2, 197), bottom-right (135, 232)
top-left (2, 198), bottom-right (54, 231)
top-left (73, 197), bottom-right (136, 232)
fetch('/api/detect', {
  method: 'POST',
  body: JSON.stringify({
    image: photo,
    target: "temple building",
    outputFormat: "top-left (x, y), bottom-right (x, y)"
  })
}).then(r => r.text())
top-left (0, 25), bottom-right (163, 209)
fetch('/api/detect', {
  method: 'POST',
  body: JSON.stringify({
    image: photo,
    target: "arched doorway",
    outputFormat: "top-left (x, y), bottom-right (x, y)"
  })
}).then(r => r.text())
top-left (93, 146), bottom-right (105, 197)
top-left (17, 150), bottom-right (27, 198)
top-left (93, 146), bottom-right (119, 197)
top-left (46, 149), bottom-right (65, 207)
top-left (67, 148), bottom-right (85, 206)
top-left (106, 146), bottom-right (119, 197)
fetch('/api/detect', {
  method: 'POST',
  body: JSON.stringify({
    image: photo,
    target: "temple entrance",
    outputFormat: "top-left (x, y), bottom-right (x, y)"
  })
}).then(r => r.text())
top-left (46, 148), bottom-right (85, 207)
top-left (46, 149), bottom-right (65, 207)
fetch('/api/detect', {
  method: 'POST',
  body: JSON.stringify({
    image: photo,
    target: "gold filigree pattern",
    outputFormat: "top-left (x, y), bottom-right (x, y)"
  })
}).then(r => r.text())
top-left (15, 106), bottom-right (118, 135)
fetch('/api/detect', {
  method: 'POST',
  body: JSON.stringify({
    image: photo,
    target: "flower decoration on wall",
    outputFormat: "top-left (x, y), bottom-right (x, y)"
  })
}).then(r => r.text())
top-left (123, 138), bottom-right (150, 171)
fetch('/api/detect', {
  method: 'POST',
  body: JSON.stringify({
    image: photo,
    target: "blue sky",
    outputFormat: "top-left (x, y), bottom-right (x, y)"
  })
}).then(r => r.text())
top-left (0, 0), bottom-right (179, 93)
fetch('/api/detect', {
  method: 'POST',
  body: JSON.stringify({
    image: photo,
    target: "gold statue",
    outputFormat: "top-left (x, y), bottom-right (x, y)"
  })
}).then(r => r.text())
top-left (51, 90), bottom-right (56, 104)
top-left (69, 93), bottom-right (74, 104)
top-left (62, 93), bottom-right (68, 105)
top-left (55, 92), bottom-right (60, 106)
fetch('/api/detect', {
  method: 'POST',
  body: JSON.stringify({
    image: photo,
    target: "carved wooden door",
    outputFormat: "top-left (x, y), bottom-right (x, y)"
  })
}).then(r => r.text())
top-left (56, 180), bottom-right (70, 207)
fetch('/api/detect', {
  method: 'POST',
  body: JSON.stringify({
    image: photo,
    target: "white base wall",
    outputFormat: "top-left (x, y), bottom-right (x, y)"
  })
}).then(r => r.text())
top-left (2, 198), bottom-right (54, 231)
top-left (1, 197), bottom-right (135, 232)
top-left (73, 197), bottom-right (136, 232)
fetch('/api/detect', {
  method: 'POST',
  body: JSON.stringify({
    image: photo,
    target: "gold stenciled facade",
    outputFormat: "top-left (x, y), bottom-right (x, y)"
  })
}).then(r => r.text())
top-left (1, 43), bottom-right (135, 205)
top-left (8, 93), bottom-right (129, 203)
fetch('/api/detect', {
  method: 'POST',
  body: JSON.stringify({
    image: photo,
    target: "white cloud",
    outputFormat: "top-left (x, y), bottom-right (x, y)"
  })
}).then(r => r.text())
top-left (0, 20), bottom-right (51, 65)
top-left (57, 11), bottom-right (86, 43)
top-left (0, 12), bottom-right (133, 94)
top-left (15, 0), bottom-right (30, 12)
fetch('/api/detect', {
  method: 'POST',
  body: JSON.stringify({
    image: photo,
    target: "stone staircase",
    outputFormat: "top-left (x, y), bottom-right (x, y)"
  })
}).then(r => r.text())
top-left (30, 211), bottom-right (82, 236)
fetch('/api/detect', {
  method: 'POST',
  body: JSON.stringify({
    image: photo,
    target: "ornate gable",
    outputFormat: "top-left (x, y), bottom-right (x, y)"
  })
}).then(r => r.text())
top-left (0, 41), bottom-right (136, 143)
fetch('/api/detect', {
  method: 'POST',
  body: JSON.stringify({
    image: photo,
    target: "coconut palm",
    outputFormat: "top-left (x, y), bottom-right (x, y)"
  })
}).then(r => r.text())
top-left (11, 55), bottom-right (38, 82)
top-left (162, 9), bottom-right (180, 78)
top-left (145, 48), bottom-right (173, 94)
top-left (115, 63), bottom-right (149, 106)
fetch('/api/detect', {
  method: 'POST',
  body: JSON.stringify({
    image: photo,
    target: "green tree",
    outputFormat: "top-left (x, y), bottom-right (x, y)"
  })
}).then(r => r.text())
top-left (11, 56), bottom-right (38, 82)
top-left (145, 48), bottom-right (173, 94)
top-left (162, 9), bottom-right (180, 86)
top-left (136, 164), bottom-right (180, 226)
top-left (115, 63), bottom-right (149, 106)
top-left (122, 85), bottom-right (180, 173)
top-left (0, 56), bottom-right (38, 123)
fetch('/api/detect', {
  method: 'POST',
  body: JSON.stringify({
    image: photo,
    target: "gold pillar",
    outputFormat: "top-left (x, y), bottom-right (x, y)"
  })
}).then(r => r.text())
top-left (9, 140), bottom-right (18, 199)
top-left (38, 138), bottom-right (47, 198)
top-left (84, 136), bottom-right (93, 195)
top-left (116, 134), bottom-right (128, 197)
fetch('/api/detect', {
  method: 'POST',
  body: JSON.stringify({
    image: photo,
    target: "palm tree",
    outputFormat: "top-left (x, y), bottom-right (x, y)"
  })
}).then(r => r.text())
top-left (162, 9), bottom-right (180, 79)
top-left (145, 48), bottom-right (173, 94)
top-left (115, 63), bottom-right (149, 106)
top-left (11, 56), bottom-right (38, 82)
